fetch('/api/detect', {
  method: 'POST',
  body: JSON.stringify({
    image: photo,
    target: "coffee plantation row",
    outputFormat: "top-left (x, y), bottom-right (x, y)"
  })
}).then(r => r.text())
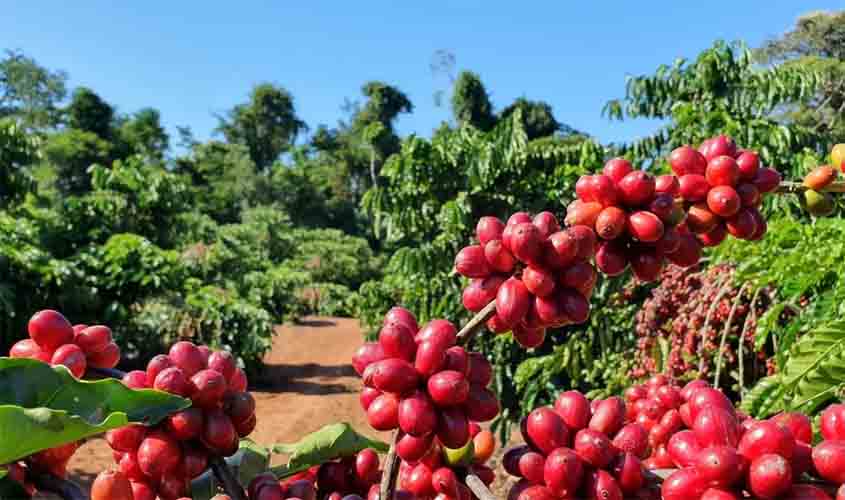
top-left (2, 137), bottom-right (845, 499)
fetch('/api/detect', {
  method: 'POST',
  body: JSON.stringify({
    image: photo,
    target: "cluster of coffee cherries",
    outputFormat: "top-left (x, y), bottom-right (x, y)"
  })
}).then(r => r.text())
top-left (3, 310), bottom-right (121, 493)
top-left (396, 426), bottom-right (496, 499)
top-left (504, 390), bottom-right (651, 500)
top-left (505, 375), bottom-right (845, 500)
top-left (353, 307), bottom-right (499, 448)
top-left (103, 341), bottom-right (255, 500)
top-left (670, 136), bottom-right (778, 247)
top-left (245, 448), bottom-right (382, 500)
top-left (455, 212), bottom-right (596, 347)
top-left (353, 307), bottom-right (500, 497)
top-left (9, 309), bottom-right (120, 377)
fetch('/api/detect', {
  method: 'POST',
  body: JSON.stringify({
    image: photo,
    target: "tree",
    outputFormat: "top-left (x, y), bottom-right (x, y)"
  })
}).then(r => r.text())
top-left (756, 10), bottom-right (845, 142)
top-left (499, 97), bottom-right (560, 140)
top-left (350, 81), bottom-right (413, 185)
top-left (451, 71), bottom-right (496, 131)
top-left (66, 87), bottom-right (114, 139)
top-left (216, 83), bottom-right (307, 170)
top-left (43, 129), bottom-right (111, 195)
top-left (117, 107), bottom-right (169, 160)
top-left (173, 140), bottom-right (258, 223)
top-left (0, 50), bottom-right (67, 129)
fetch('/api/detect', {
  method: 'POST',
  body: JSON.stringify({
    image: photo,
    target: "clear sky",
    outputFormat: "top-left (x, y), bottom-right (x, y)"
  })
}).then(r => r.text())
top-left (2, 1), bottom-right (840, 147)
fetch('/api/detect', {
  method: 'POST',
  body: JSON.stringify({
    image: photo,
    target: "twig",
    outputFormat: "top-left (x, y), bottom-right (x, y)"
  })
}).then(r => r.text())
top-left (465, 473), bottom-right (497, 500)
top-left (379, 433), bottom-right (401, 500)
top-left (738, 287), bottom-right (761, 397)
top-left (456, 300), bottom-right (497, 346)
top-left (714, 283), bottom-right (749, 388)
top-left (210, 455), bottom-right (247, 500)
top-left (776, 180), bottom-right (845, 194)
top-left (697, 276), bottom-right (733, 375)
top-left (86, 367), bottom-right (127, 380)
top-left (29, 472), bottom-right (87, 500)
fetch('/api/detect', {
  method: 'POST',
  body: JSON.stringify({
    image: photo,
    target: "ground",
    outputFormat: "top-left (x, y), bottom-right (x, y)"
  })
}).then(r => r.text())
top-left (44, 317), bottom-right (516, 499)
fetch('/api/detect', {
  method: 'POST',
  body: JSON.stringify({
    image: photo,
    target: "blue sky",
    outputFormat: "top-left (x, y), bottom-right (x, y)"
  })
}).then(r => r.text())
top-left (2, 2), bottom-right (840, 148)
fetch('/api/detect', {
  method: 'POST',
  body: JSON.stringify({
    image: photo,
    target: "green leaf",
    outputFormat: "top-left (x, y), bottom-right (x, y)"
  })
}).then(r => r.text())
top-left (190, 439), bottom-right (271, 500)
top-left (270, 423), bottom-right (388, 478)
top-left (781, 321), bottom-right (845, 413)
top-left (0, 357), bottom-right (190, 464)
top-left (739, 375), bottom-right (785, 418)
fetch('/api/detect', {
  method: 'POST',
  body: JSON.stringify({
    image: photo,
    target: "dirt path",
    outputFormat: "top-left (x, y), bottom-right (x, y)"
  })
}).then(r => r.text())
top-left (64, 317), bottom-right (390, 494)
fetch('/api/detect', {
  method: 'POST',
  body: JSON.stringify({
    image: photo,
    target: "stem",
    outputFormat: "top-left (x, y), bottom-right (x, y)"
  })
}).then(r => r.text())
top-left (738, 287), bottom-right (761, 397)
top-left (464, 473), bottom-right (497, 500)
top-left (776, 180), bottom-right (845, 194)
top-left (86, 367), bottom-right (127, 379)
top-left (714, 284), bottom-right (749, 389)
top-left (697, 276), bottom-right (733, 375)
top-left (456, 300), bottom-right (497, 346)
top-left (379, 433), bottom-right (401, 500)
top-left (210, 456), bottom-right (247, 500)
top-left (29, 472), bottom-right (87, 500)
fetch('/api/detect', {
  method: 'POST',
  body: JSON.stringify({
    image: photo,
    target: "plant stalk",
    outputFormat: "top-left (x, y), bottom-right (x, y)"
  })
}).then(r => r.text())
top-left (210, 455), bottom-right (248, 500)
top-left (465, 473), bottom-right (497, 500)
top-left (379, 433), bottom-right (401, 500)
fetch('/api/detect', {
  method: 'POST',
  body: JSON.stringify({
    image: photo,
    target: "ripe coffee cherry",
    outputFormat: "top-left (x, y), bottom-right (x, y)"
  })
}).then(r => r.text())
top-left (9, 338), bottom-right (50, 362)
top-left (476, 216), bottom-right (505, 245)
top-left (91, 470), bottom-right (134, 500)
top-left (736, 151), bottom-right (760, 180)
top-left (154, 367), bottom-right (192, 397)
top-left (603, 157), bottom-right (633, 183)
top-left (707, 186), bottom-right (741, 217)
top-left (436, 407), bottom-right (470, 448)
top-left (544, 447), bottom-right (583, 497)
top-left (51, 344), bottom-right (87, 378)
top-left (589, 397), bottom-right (625, 435)
top-left (820, 404), bottom-right (845, 441)
top-left (546, 230), bottom-right (578, 268)
top-left (106, 425), bottom-right (147, 452)
top-left (523, 408), bottom-right (570, 455)
top-left (88, 342), bottom-right (120, 369)
top-left (484, 240), bottom-right (516, 273)
top-left (169, 341), bottom-right (206, 378)
top-left (379, 322), bottom-right (417, 362)
top-left (202, 409), bottom-right (238, 456)
top-left (75, 325), bottom-right (112, 355)
top-left (166, 408), bottom-right (204, 440)
top-left (748, 454), bottom-right (792, 499)
top-left (207, 351), bottom-right (237, 381)
top-left (510, 223), bottom-right (543, 263)
top-left (573, 429), bottom-right (614, 468)
top-left (627, 211), bottom-right (664, 243)
top-left (532, 211), bottom-right (560, 237)
top-left (726, 208), bottom-right (758, 240)
top-left (812, 440), bottom-right (845, 483)
top-left (706, 156), bottom-right (740, 186)
top-left (655, 175), bottom-right (681, 196)
top-left (661, 467), bottom-right (706, 500)
top-left (496, 277), bottom-right (532, 327)
top-left (398, 391), bottom-right (437, 436)
top-left (595, 241), bottom-right (628, 276)
top-left (679, 174), bottom-right (710, 201)
top-left (686, 204), bottom-right (719, 234)
top-left (465, 385), bottom-right (500, 422)
top-left (670, 146), bottom-right (707, 176)
top-left (522, 266), bottom-right (556, 297)
top-left (28, 309), bottom-right (74, 351)
top-left (736, 183), bottom-right (761, 207)
top-left (191, 369), bottom-right (228, 408)
top-left (427, 371), bottom-right (469, 406)
top-left (454, 245), bottom-right (490, 278)
top-left (738, 420), bottom-right (795, 461)
top-left (397, 432), bottom-right (434, 462)
top-left (617, 171), bottom-right (655, 207)
top-left (513, 324), bottom-right (546, 348)
top-left (223, 391), bottom-right (256, 424)
top-left (146, 354), bottom-right (175, 386)
top-left (367, 393), bottom-right (400, 430)
top-left (137, 431), bottom-right (182, 479)
top-left (753, 167), bottom-right (781, 193)
top-left (595, 207), bottom-right (627, 240)
top-left (705, 135), bottom-right (738, 160)
top-left (364, 358), bottom-right (419, 394)
top-left (695, 446), bottom-right (743, 488)
top-left (122, 370), bottom-right (148, 389)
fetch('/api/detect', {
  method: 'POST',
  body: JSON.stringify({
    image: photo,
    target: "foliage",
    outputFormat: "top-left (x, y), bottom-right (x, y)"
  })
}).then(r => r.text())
top-left (756, 10), bottom-right (845, 143)
top-left (66, 87), bottom-right (114, 139)
top-left (216, 83), bottom-right (307, 170)
top-left (0, 357), bottom-right (189, 464)
top-left (713, 216), bottom-right (845, 416)
top-left (451, 71), bottom-right (496, 131)
top-left (0, 49), bottom-right (67, 129)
